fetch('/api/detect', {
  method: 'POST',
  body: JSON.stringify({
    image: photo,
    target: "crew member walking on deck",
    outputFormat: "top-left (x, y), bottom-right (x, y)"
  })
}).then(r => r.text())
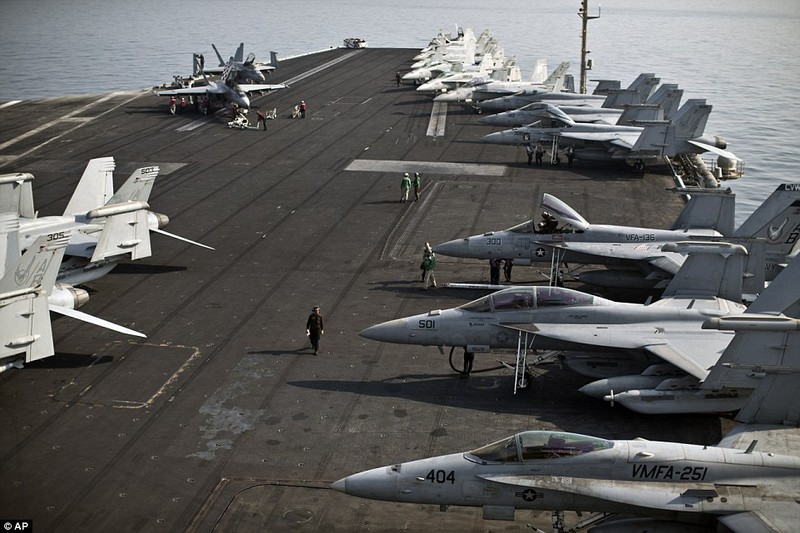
top-left (396, 71), bottom-right (402, 86)
top-left (299, 100), bottom-right (308, 118)
top-left (526, 144), bottom-right (534, 166)
top-left (168, 96), bottom-right (177, 115)
top-left (412, 172), bottom-right (421, 201)
top-left (422, 247), bottom-right (437, 290)
top-left (400, 173), bottom-right (411, 203)
top-left (256, 110), bottom-right (267, 131)
top-left (306, 306), bottom-right (324, 355)
top-left (566, 145), bottom-right (575, 167)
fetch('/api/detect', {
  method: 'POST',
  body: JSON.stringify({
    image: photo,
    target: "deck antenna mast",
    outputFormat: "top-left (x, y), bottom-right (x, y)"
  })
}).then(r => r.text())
top-left (578, 0), bottom-right (601, 94)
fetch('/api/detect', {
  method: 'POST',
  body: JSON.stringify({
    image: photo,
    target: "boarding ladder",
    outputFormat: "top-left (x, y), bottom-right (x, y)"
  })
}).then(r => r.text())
top-left (549, 246), bottom-right (566, 286)
top-left (514, 331), bottom-right (532, 394)
top-left (550, 137), bottom-right (560, 165)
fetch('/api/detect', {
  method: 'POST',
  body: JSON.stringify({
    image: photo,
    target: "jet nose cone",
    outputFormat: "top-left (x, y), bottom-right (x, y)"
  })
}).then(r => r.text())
top-left (331, 478), bottom-right (347, 494)
top-left (359, 318), bottom-right (408, 343)
top-left (432, 238), bottom-right (471, 258)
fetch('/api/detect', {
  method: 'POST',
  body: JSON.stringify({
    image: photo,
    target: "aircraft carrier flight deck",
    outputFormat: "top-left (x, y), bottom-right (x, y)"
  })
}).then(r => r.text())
top-left (0, 48), bottom-right (726, 532)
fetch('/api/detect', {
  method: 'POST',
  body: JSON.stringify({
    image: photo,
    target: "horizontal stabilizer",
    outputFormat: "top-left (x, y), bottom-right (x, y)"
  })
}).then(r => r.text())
top-left (686, 139), bottom-right (741, 161)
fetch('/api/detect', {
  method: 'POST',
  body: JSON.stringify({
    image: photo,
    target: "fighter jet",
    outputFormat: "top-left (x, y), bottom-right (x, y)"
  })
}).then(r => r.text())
top-left (200, 43), bottom-right (279, 83)
top-left (415, 55), bottom-right (524, 94)
top-left (433, 183), bottom-right (800, 290)
top-left (475, 72), bottom-right (661, 114)
top-left (478, 83), bottom-right (682, 128)
top-left (154, 59), bottom-right (286, 109)
top-left (0, 226), bottom-right (146, 372)
top-left (432, 61), bottom-right (572, 104)
top-left (360, 241), bottom-right (784, 394)
top-left (336, 313), bottom-right (800, 531)
top-left (480, 99), bottom-right (738, 164)
top-left (9, 157), bottom-right (212, 311)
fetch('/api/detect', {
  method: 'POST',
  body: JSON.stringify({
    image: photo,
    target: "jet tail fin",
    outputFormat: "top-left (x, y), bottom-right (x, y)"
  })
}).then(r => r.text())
top-left (541, 61), bottom-right (570, 92)
top-left (233, 42), bottom-right (244, 63)
top-left (0, 173), bottom-right (36, 218)
top-left (591, 79), bottom-right (621, 95)
top-left (644, 84), bottom-right (682, 120)
top-left (0, 232), bottom-right (70, 366)
top-left (670, 186), bottom-right (735, 235)
top-left (602, 74), bottom-right (659, 109)
top-left (629, 121), bottom-right (673, 161)
top-left (671, 99), bottom-right (711, 141)
top-left (732, 183), bottom-right (800, 272)
top-left (746, 252), bottom-right (800, 315)
top-left (529, 59), bottom-right (548, 84)
top-left (660, 242), bottom-right (749, 302)
top-left (702, 314), bottom-right (800, 426)
top-left (615, 104), bottom-right (664, 126)
top-left (211, 43), bottom-right (225, 66)
top-left (269, 51), bottom-right (279, 68)
top-left (62, 157), bottom-right (116, 216)
top-left (86, 166), bottom-right (159, 263)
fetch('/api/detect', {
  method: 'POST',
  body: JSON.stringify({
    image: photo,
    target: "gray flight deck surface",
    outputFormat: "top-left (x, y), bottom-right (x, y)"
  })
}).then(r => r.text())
top-left (0, 48), bottom-right (727, 531)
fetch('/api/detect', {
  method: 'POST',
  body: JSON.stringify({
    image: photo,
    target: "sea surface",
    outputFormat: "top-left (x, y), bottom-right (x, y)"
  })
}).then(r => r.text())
top-left (1, 0), bottom-right (798, 223)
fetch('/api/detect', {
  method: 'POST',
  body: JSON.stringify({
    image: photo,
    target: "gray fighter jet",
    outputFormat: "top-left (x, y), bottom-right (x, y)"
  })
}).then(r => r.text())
top-left (433, 184), bottom-right (800, 289)
top-left (359, 246), bottom-right (800, 415)
top-left (475, 72), bottom-right (661, 114)
top-left (336, 313), bottom-right (800, 531)
top-left (7, 157), bottom-right (212, 312)
top-left (481, 98), bottom-right (739, 165)
top-left (432, 61), bottom-right (572, 103)
top-left (200, 43), bottom-right (279, 83)
top-left (478, 83), bottom-right (682, 127)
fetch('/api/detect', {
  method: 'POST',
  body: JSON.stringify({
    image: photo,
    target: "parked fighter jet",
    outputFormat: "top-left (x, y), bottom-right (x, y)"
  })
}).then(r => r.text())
top-left (475, 72), bottom-right (661, 114)
top-left (199, 44), bottom-right (279, 83)
top-left (415, 55), bottom-right (524, 93)
top-left (154, 60), bottom-right (286, 109)
top-left (432, 61), bottom-right (572, 104)
top-left (360, 242), bottom-right (786, 400)
top-left (478, 83), bottom-right (682, 127)
top-left (481, 99), bottom-right (738, 164)
top-left (336, 313), bottom-right (800, 531)
top-left (10, 157), bottom-right (212, 310)
top-left (433, 183), bottom-right (800, 289)
top-left (0, 227), bottom-right (145, 372)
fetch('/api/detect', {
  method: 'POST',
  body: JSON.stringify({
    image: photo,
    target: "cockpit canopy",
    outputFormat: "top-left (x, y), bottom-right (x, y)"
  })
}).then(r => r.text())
top-left (468, 430), bottom-right (613, 463)
top-left (458, 286), bottom-right (596, 313)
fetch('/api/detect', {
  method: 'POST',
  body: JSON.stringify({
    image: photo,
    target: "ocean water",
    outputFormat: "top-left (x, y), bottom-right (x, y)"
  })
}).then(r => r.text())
top-left (1, 0), bottom-right (798, 222)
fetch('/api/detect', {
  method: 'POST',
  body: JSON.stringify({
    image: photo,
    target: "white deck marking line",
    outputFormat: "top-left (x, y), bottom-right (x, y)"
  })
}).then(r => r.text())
top-left (426, 101), bottom-right (447, 137)
top-left (0, 100), bottom-right (22, 109)
top-left (345, 159), bottom-right (507, 176)
top-left (281, 50), bottom-right (362, 86)
top-left (0, 92), bottom-right (141, 159)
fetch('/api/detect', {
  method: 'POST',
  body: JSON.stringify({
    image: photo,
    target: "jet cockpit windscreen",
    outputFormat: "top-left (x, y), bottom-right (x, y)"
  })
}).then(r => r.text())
top-left (458, 287), bottom-right (594, 313)
top-left (507, 220), bottom-right (535, 234)
top-left (467, 431), bottom-right (613, 464)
